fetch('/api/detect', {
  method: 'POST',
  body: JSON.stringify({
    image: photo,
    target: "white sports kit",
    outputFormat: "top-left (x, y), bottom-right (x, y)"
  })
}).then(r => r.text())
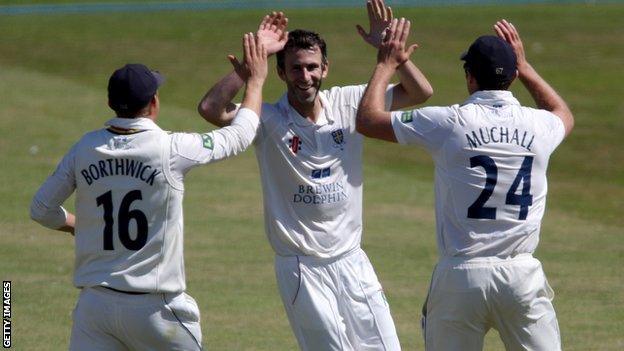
top-left (391, 90), bottom-right (565, 350)
top-left (31, 109), bottom-right (259, 350)
top-left (255, 85), bottom-right (400, 350)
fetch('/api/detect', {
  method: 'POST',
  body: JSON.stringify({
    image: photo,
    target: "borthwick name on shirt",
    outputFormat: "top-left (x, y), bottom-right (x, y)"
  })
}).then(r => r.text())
top-left (80, 158), bottom-right (161, 186)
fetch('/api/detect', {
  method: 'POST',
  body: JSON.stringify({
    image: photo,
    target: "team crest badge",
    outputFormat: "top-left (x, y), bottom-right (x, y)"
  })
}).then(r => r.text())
top-left (202, 133), bottom-right (214, 150)
top-left (331, 129), bottom-right (345, 149)
top-left (400, 111), bottom-right (413, 123)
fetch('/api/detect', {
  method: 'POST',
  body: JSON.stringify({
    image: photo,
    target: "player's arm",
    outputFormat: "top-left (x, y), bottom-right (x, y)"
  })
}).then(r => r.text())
top-left (203, 32), bottom-right (268, 159)
top-left (356, 0), bottom-right (432, 109)
top-left (392, 58), bottom-right (433, 109)
top-left (197, 11), bottom-right (288, 127)
top-left (357, 18), bottom-right (419, 142)
top-left (173, 33), bottom-right (269, 174)
top-left (30, 150), bottom-right (77, 235)
top-left (205, 32), bottom-right (268, 158)
top-left (494, 19), bottom-right (574, 137)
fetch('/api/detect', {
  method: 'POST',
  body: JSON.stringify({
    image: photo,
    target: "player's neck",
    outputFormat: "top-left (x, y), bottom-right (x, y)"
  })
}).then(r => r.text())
top-left (288, 96), bottom-right (322, 123)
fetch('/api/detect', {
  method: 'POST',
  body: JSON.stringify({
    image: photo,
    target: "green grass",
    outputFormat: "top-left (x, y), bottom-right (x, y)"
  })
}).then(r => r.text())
top-left (1, 3), bottom-right (622, 350)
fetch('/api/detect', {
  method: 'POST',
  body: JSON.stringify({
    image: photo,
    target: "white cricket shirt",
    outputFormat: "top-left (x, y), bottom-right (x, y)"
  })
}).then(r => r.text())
top-left (31, 109), bottom-right (258, 292)
top-left (255, 85), bottom-right (391, 258)
top-left (391, 90), bottom-right (565, 258)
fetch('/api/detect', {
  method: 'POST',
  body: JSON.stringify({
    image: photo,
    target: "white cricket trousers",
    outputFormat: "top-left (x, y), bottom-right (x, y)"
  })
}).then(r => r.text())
top-left (423, 254), bottom-right (561, 351)
top-left (275, 248), bottom-right (401, 351)
top-left (69, 286), bottom-right (202, 351)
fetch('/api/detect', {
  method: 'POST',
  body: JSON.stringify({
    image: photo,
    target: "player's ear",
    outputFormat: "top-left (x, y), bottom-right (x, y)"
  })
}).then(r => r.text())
top-left (148, 93), bottom-right (159, 119)
top-left (465, 71), bottom-right (479, 94)
top-left (277, 65), bottom-right (287, 81)
top-left (321, 60), bottom-right (329, 79)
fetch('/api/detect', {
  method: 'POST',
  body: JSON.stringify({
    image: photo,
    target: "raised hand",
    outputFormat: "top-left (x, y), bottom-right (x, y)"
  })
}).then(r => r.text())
top-left (356, 0), bottom-right (393, 48)
top-left (377, 18), bottom-right (419, 69)
top-left (243, 32), bottom-right (268, 84)
top-left (494, 19), bottom-right (527, 69)
top-left (257, 11), bottom-right (289, 55)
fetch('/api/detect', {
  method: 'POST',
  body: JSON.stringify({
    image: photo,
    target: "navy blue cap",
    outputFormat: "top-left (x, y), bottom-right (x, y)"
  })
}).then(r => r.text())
top-left (461, 36), bottom-right (517, 87)
top-left (108, 64), bottom-right (164, 111)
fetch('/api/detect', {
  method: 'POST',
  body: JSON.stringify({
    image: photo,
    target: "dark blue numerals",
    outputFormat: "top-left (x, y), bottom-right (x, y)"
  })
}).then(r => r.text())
top-left (467, 156), bottom-right (534, 220)
top-left (96, 190), bottom-right (148, 251)
top-left (505, 156), bottom-right (534, 220)
top-left (96, 191), bottom-right (114, 250)
top-left (118, 190), bottom-right (149, 250)
top-left (467, 155), bottom-right (498, 219)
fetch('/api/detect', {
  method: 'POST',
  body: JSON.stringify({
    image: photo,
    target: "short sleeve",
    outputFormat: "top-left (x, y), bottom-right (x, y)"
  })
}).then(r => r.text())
top-left (540, 110), bottom-right (566, 153)
top-left (170, 108), bottom-right (259, 174)
top-left (391, 106), bottom-right (457, 151)
top-left (327, 85), bottom-right (394, 129)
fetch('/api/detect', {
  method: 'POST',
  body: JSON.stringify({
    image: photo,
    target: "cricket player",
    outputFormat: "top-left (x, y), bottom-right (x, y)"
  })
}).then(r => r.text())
top-left (356, 19), bottom-right (574, 351)
top-left (197, 2), bottom-right (433, 349)
top-left (29, 33), bottom-right (268, 351)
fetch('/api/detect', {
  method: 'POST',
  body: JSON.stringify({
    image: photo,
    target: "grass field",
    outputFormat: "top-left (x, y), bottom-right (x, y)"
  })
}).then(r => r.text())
top-left (1, 2), bottom-right (623, 350)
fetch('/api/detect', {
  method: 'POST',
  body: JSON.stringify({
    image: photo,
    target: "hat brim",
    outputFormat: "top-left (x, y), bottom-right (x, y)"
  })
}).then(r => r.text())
top-left (460, 51), bottom-right (468, 61)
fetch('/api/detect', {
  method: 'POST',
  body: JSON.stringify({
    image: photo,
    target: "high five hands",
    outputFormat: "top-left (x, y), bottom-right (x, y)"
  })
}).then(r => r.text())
top-left (228, 11), bottom-right (288, 79)
top-left (356, 0), bottom-right (393, 48)
top-left (257, 11), bottom-right (289, 55)
top-left (242, 33), bottom-right (268, 84)
top-left (377, 18), bottom-right (419, 69)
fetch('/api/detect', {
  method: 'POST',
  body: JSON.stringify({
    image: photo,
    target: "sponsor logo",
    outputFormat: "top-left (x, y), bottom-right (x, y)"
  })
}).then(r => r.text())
top-left (289, 135), bottom-right (302, 154)
top-left (293, 181), bottom-right (347, 205)
top-left (311, 167), bottom-right (331, 179)
top-left (495, 67), bottom-right (504, 75)
top-left (202, 134), bottom-right (214, 150)
top-left (400, 111), bottom-right (413, 123)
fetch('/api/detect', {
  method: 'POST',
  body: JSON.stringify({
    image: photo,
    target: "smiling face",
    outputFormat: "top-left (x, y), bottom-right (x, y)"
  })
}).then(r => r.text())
top-left (277, 45), bottom-right (329, 112)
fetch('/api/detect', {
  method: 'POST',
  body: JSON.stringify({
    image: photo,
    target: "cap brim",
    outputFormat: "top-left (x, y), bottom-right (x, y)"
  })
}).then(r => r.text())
top-left (151, 71), bottom-right (165, 87)
top-left (460, 51), bottom-right (468, 61)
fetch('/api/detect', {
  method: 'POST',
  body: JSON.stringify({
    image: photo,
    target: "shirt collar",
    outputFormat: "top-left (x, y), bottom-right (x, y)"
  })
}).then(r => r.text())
top-left (462, 90), bottom-right (520, 107)
top-left (104, 117), bottom-right (162, 131)
top-left (277, 90), bottom-right (334, 127)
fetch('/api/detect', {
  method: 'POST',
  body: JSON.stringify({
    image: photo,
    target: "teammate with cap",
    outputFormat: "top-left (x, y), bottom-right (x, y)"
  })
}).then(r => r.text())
top-left (30, 33), bottom-right (268, 350)
top-left (197, 2), bottom-right (432, 350)
top-left (356, 18), bottom-right (573, 350)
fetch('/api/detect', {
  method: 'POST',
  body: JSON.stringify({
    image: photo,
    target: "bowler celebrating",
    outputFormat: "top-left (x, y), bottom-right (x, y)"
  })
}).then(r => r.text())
top-left (198, 2), bottom-right (432, 350)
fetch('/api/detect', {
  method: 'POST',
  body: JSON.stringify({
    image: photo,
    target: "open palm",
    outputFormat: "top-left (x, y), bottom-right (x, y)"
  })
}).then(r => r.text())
top-left (356, 0), bottom-right (393, 48)
top-left (257, 11), bottom-right (288, 55)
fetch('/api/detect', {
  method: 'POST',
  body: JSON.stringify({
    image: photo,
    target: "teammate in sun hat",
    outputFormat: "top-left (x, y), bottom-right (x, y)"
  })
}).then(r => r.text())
top-left (357, 18), bottom-right (573, 351)
top-left (30, 33), bottom-right (268, 351)
top-left (197, 2), bottom-right (433, 349)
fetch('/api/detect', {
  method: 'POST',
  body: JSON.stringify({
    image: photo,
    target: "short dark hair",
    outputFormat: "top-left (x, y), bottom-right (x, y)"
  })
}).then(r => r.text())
top-left (113, 102), bottom-right (151, 119)
top-left (464, 63), bottom-right (513, 90)
top-left (276, 29), bottom-right (328, 70)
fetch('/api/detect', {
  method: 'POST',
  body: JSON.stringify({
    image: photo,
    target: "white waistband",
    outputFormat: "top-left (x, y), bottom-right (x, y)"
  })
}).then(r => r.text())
top-left (276, 247), bottom-right (362, 266)
top-left (439, 253), bottom-right (534, 266)
top-left (84, 286), bottom-right (183, 305)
